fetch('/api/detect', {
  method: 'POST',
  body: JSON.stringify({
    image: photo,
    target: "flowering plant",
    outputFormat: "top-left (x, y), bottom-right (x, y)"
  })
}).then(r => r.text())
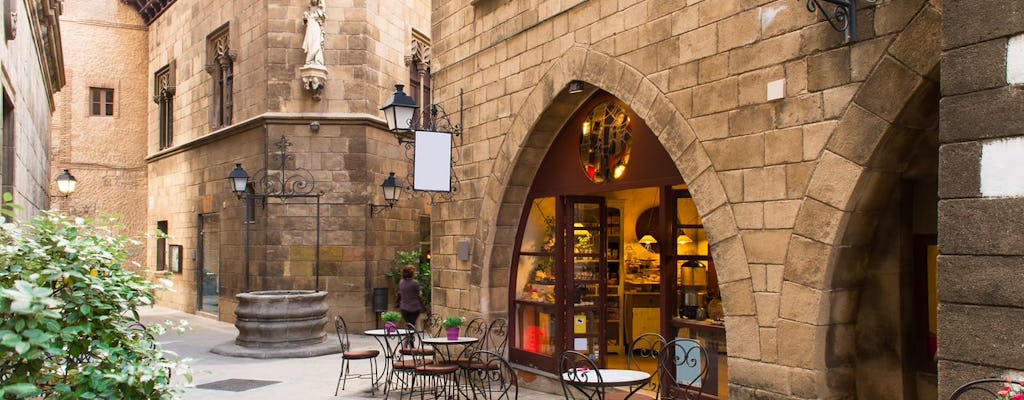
top-left (998, 378), bottom-right (1024, 400)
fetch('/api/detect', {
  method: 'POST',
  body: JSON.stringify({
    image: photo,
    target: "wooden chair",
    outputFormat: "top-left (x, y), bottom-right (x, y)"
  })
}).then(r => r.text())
top-left (658, 338), bottom-right (708, 400)
top-left (334, 316), bottom-right (379, 396)
top-left (947, 378), bottom-right (1024, 400)
top-left (627, 333), bottom-right (666, 397)
top-left (466, 350), bottom-right (518, 400)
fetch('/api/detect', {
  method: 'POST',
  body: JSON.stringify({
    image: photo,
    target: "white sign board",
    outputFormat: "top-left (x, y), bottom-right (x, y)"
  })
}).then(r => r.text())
top-left (414, 131), bottom-right (453, 192)
top-left (981, 136), bottom-right (1024, 197)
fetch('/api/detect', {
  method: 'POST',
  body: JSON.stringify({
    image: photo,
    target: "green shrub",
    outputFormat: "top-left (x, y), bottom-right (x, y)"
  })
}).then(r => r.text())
top-left (385, 250), bottom-right (431, 309)
top-left (0, 205), bottom-right (190, 399)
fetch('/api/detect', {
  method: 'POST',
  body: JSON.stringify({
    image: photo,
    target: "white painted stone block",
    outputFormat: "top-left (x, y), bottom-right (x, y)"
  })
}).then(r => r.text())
top-left (1007, 34), bottom-right (1024, 85)
top-left (767, 79), bottom-right (785, 101)
top-left (980, 136), bottom-right (1024, 197)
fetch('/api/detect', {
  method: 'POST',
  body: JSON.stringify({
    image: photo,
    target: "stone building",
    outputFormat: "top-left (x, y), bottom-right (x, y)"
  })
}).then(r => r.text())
top-left (938, 0), bottom-right (1024, 396)
top-left (49, 1), bottom-right (148, 246)
top-left (1, 0), bottom-right (65, 219)
top-left (421, 0), bottom-right (1003, 398)
top-left (136, 0), bottom-right (433, 328)
top-left (61, 0), bottom-right (434, 329)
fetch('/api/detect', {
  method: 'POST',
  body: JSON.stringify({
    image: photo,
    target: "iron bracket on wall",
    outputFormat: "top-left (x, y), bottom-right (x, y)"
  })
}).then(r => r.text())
top-left (804, 0), bottom-right (874, 43)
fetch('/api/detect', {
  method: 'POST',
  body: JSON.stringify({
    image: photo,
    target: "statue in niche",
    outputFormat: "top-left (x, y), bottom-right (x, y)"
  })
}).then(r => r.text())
top-left (302, 0), bottom-right (326, 66)
top-left (300, 0), bottom-right (328, 100)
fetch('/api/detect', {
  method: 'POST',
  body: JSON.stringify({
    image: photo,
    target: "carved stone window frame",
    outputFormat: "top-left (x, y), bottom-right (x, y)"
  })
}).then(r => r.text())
top-left (154, 61), bottom-right (175, 150)
top-left (206, 24), bottom-right (235, 130)
top-left (407, 30), bottom-right (431, 124)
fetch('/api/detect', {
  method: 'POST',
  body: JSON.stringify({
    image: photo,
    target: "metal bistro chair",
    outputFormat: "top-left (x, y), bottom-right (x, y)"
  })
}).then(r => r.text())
top-left (409, 326), bottom-right (460, 400)
top-left (424, 313), bottom-right (444, 337)
top-left (948, 378), bottom-right (1024, 400)
top-left (466, 350), bottom-right (518, 400)
top-left (384, 324), bottom-right (424, 400)
top-left (627, 333), bottom-right (666, 398)
top-left (334, 316), bottom-right (379, 396)
top-left (483, 317), bottom-right (509, 355)
top-left (452, 317), bottom-right (489, 365)
top-left (559, 350), bottom-right (603, 400)
top-left (658, 338), bottom-right (709, 400)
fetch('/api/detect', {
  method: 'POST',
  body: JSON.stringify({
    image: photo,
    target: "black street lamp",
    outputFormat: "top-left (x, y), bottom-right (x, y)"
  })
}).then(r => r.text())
top-left (228, 163), bottom-right (249, 196)
top-left (379, 84), bottom-right (419, 133)
top-left (369, 172), bottom-right (401, 217)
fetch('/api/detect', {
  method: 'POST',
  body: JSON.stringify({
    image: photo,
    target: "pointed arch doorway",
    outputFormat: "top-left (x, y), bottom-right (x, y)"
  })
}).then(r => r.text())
top-left (508, 91), bottom-right (729, 397)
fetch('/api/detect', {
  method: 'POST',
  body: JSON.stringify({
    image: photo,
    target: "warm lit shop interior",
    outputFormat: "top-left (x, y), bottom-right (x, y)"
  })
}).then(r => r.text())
top-left (507, 94), bottom-right (729, 397)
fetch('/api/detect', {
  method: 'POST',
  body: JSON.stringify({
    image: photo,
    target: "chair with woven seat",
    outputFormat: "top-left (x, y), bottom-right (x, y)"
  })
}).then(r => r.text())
top-left (334, 316), bottom-right (379, 396)
top-left (466, 350), bottom-right (517, 400)
top-left (658, 338), bottom-right (709, 400)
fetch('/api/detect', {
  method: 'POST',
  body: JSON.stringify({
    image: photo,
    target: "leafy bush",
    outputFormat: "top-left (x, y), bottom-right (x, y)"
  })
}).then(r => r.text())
top-left (385, 250), bottom-right (431, 310)
top-left (0, 205), bottom-right (189, 399)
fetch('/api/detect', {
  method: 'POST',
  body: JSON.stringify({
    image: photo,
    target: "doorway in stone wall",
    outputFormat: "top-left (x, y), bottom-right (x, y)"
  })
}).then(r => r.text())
top-left (507, 91), bottom-right (730, 397)
top-left (197, 213), bottom-right (221, 317)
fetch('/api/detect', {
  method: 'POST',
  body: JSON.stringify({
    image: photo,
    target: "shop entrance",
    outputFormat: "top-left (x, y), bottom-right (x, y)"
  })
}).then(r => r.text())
top-left (507, 92), bottom-right (729, 397)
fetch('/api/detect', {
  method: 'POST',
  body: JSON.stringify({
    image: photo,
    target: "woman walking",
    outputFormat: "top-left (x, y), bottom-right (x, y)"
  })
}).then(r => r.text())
top-left (397, 265), bottom-right (424, 330)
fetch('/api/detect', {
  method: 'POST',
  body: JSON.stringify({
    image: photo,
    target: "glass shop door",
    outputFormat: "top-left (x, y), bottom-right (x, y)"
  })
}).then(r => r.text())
top-left (562, 196), bottom-right (608, 366)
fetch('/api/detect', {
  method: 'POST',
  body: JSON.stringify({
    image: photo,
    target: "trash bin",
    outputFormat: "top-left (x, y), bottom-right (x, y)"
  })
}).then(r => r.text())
top-left (372, 287), bottom-right (388, 313)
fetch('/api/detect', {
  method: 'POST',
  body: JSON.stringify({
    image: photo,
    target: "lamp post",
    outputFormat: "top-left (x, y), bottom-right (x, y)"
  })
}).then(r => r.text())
top-left (369, 172), bottom-right (401, 216)
top-left (227, 137), bottom-right (324, 293)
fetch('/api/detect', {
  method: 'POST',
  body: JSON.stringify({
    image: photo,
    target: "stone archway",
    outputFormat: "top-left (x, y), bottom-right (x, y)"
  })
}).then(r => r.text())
top-left (776, 4), bottom-right (941, 398)
top-left (472, 43), bottom-right (757, 381)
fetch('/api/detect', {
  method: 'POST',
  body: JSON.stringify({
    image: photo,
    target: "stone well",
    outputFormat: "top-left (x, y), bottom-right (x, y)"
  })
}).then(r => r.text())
top-left (211, 290), bottom-right (340, 358)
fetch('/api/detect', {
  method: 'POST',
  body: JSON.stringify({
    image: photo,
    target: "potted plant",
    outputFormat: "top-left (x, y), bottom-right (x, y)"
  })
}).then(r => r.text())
top-left (441, 316), bottom-right (466, 340)
top-left (382, 311), bottom-right (402, 333)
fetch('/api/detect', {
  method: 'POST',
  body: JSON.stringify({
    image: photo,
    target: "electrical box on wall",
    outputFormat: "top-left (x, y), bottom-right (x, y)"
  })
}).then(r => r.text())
top-left (457, 239), bottom-right (471, 261)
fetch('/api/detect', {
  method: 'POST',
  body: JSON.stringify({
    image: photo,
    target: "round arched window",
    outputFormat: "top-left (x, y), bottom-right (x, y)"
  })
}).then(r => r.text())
top-left (579, 101), bottom-right (633, 183)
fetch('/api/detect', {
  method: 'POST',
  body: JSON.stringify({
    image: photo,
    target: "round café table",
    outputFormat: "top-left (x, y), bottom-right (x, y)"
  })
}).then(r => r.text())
top-left (364, 328), bottom-right (413, 392)
top-left (561, 369), bottom-right (652, 400)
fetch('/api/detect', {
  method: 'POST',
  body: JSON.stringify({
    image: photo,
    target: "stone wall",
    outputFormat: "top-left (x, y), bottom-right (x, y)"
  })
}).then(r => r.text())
top-left (938, 0), bottom-right (1024, 397)
top-left (146, 0), bottom-right (269, 152)
top-left (264, 0), bottom-right (431, 113)
top-left (1, 0), bottom-right (64, 219)
top-left (430, 0), bottom-right (942, 398)
top-left (51, 1), bottom-right (148, 260)
top-left (138, 0), bottom-right (432, 330)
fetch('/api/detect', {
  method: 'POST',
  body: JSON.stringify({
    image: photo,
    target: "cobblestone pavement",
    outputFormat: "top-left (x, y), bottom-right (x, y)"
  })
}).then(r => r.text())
top-left (141, 306), bottom-right (560, 399)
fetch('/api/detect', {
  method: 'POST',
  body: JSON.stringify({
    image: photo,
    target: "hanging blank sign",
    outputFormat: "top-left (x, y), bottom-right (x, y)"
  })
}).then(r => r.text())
top-left (414, 131), bottom-right (453, 192)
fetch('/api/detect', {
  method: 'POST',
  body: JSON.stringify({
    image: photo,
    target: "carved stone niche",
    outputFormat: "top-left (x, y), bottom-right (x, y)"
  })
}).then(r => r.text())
top-left (300, 64), bottom-right (328, 101)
